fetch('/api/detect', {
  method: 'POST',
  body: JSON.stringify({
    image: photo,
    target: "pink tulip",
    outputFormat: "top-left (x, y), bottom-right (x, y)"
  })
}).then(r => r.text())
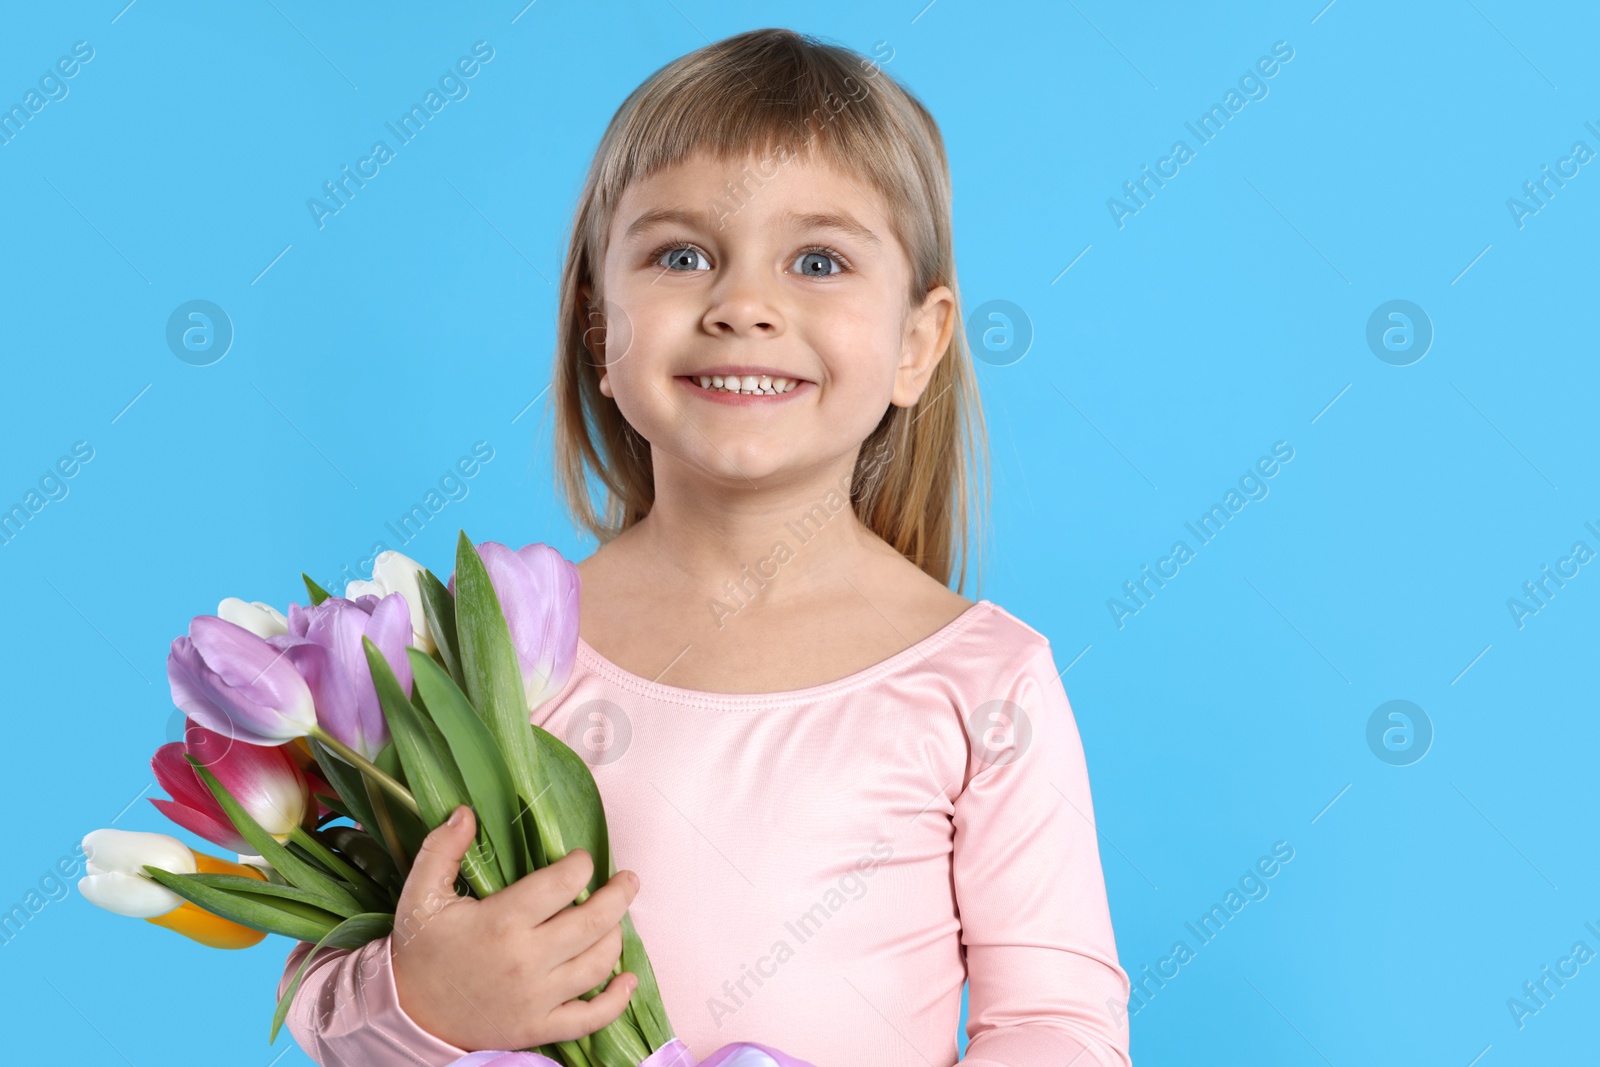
top-left (151, 719), bottom-right (311, 853)
top-left (448, 541), bottom-right (580, 711)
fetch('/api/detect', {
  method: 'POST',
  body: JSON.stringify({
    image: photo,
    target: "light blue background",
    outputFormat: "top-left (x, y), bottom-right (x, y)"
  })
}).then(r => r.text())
top-left (3, 2), bottom-right (1596, 1064)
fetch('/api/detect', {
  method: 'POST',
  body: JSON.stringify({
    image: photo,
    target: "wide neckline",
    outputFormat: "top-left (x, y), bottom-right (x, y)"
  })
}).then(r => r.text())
top-left (573, 599), bottom-right (995, 709)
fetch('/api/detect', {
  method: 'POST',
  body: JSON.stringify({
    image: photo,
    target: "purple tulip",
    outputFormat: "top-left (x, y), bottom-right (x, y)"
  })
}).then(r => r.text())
top-left (449, 541), bottom-right (580, 711)
top-left (700, 1043), bottom-right (817, 1067)
top-left (267, 593), bottom-right (414, 760)
top-left (167, 616), bottom-right (318, 746)
top-left (443, 1054), bottom-right (562, 1067)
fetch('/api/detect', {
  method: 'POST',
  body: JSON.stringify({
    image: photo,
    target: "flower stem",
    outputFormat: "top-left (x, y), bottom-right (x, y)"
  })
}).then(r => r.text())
top-left (364, 776), bottom-right (411, 880)
top-left (308, 726), bottom-right (420, 818)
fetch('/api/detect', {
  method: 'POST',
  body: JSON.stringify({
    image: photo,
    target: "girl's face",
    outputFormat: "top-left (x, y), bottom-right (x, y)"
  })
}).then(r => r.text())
top-left (585, 148), bottom-right (954, 490)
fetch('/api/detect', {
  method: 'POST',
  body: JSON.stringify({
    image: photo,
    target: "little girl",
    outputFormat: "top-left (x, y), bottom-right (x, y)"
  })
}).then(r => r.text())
top-left (279, 27), bottom-right (1132, 1067)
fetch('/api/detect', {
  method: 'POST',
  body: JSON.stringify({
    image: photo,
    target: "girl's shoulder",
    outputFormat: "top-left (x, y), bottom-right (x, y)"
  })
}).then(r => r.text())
top-left (929, 597), bottom-right (1057, 680)
top-left (970, 598), bottom-right (1051, 647)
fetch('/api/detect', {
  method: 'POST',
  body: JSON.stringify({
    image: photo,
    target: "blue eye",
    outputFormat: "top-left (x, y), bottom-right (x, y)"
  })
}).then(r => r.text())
top-left (792, 248), bottom-right (846, 277)
top-left (655, 245), bottom-right (710, 272)
top-left (645, 241), bottom-right (851, 276)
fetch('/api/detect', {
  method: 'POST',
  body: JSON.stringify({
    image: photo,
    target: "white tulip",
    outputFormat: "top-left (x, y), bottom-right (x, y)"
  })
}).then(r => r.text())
top-left (237, 853), bottom-right (275, 876)
top-left (79, 829), bottom-right (195, 919)
top-left (216, 598), bottom-right (289, 638)
top-left (345, 550), bottom-right (437, 654)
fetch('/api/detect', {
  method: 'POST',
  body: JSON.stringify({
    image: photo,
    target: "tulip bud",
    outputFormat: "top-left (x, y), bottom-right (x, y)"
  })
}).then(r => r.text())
top-left (272, 592), bottom-right (413, 760)
top-left (80, 829), bottom-right (192, 918)
top-left (449, 541), bottom-right (580, 713)
top-left (216, 598), bottom-right (289, 639)
top-left (346, 550), bottom-right (438, 655)
top-left (167, 616), bottom-right (318, 746)
top-left (150, 719), bottom-right (310, 854)
top-left (79, 828), bottom-right (270, 950)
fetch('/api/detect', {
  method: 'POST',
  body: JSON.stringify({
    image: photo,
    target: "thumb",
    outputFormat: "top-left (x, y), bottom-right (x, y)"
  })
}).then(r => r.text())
top-left (401, 804), bottom-right (475, 904)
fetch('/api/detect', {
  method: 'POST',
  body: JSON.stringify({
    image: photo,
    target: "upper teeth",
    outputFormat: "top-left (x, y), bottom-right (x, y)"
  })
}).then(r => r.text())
top-left (697, 374), bottom-right (799, 395)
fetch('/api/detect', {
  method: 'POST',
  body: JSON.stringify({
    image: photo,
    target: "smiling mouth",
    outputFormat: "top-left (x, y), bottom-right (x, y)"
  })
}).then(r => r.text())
top-left (681, 373), bottom-right (805, 396)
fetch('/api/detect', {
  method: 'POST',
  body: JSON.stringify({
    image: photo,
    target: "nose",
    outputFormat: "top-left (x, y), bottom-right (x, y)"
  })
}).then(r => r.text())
top-left (701, 256), bottom-right (784, 337)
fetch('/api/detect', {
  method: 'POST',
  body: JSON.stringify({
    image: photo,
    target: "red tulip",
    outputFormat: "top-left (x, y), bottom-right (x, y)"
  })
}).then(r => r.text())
top-left (151, 719), bottom-right (311, 853)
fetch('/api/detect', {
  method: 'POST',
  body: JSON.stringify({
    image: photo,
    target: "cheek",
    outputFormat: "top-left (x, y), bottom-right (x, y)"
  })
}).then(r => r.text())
top-left (597, 290), bottom-right (673, 375)
top-left (811, 307), bottom-right (902, 389)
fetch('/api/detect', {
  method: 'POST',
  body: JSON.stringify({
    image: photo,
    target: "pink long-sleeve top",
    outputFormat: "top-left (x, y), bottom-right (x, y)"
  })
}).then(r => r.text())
top-left (277, 599), bottom-right (1133, 1067)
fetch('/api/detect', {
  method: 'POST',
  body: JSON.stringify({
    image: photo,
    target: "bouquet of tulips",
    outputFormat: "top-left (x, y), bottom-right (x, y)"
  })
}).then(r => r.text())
top-left (78, 531), bottom-right (814, 1067)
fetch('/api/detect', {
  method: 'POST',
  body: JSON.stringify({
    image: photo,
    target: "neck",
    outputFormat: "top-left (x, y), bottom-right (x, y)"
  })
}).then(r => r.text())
top-left (624, 451), bottom-right (878, 611)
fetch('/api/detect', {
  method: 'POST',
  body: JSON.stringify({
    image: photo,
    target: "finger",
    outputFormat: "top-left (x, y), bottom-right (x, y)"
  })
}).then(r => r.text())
top-left (488, 847), bottom-right (601, 925)
top-left (548, 920), bottom-right (625, 1000)
top-left (399, 805), bottom-right (475, 907)
top-left (541, 971), bottom-right (637, 1043)
top-left (539, 870), bottom-right (638, 961)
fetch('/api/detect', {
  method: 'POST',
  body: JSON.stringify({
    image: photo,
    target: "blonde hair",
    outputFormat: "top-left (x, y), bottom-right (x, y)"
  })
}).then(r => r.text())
top-left (552, 27), bottom-right (989, 594)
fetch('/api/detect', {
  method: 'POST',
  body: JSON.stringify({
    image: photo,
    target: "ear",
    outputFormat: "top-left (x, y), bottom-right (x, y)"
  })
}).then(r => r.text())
top-left (891, 284), bottom-right (956, 408)
top-left (578, 282), bottom-right (614, 398)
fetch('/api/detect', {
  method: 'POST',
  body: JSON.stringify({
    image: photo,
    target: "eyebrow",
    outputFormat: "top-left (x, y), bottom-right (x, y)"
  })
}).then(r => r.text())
top-left (622, 207), bottom-right (882, 247)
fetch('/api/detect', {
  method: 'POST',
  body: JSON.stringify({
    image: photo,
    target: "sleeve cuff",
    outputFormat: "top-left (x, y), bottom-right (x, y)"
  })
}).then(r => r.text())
top-left (283, 932), bottom-right (474, 1067)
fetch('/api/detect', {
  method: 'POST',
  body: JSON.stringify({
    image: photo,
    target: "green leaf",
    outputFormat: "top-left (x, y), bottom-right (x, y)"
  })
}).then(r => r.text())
top-left (318, 826), bottom-right (403, 898)
top-left (364, 637), bottom-right (465, 825)
top-left (552, 1037), bottom-right (595, 1067)
top-left (271, 912), bottom-right (394, 1044)
top-left (408, 648), bottom-right (524, 888)
top-left (182, 872), bottom-right (364, 919)
top-left (417, 567), bottom-right (466, 692)
top-left (286, 827), bottom-right (390, 912)
top-left (523, 721), bottom-right (612, 896)
top-left (363, 636), bottom-right (504, 896)
top-left (185, 756), bottom-right (365, 914)
top-left (312, 792), bottom-right (352, 822)
top-left (302, 573), bottom-right (332, 606)
top-left (620, 910), bottom-right (674, 1046)
top-left (142, 866), bottom-right (346, 939)
top-left (452, 530), bottom-right (543, 815)
top-left (588, 1015), bottom-right (651, 1065)
top-left (373, 744), bottom-right (430, 860)
top-left (375, 738), bottom-right (402, 778)
top-left (450, 531), bottom-right (615, 897)
top-left (308, 739), bottom-right (380, 835)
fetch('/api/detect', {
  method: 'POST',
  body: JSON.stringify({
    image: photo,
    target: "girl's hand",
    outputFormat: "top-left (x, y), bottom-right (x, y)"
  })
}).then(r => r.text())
top-left (390, 805), bottom-right (641, 1051)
